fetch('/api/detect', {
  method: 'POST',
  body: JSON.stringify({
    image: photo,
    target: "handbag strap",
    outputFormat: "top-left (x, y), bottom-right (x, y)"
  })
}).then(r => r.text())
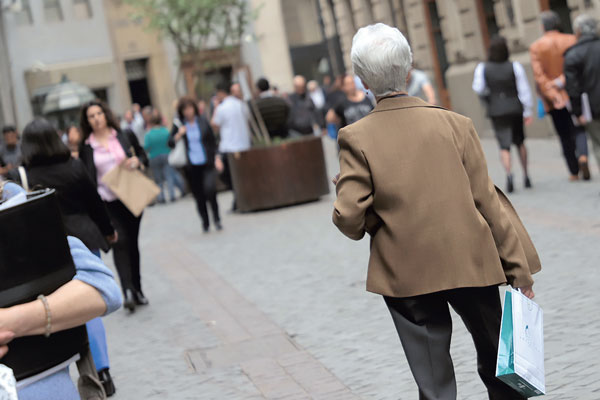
top-left (76, 346), bottom-right (106, 399)
top-left (18, 166), bottom-right (29, 192)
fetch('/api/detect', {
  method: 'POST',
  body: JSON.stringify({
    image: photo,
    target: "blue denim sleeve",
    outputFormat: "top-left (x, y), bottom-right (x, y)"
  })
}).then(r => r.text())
top-left (67, 236), bottom-right (122, 315)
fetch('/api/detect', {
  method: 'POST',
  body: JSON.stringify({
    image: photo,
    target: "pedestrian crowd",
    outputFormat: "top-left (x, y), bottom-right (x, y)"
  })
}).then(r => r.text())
top-left (473, 11), bottom-right (600, 192)
top-left (1, 10), bottom-right (600, 400)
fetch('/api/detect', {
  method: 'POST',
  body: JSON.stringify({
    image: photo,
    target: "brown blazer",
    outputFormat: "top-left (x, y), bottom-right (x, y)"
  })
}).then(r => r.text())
top-left (530, 31), bottom-right (577, 111)
top-left (333, 96), bottom-right (539, 298)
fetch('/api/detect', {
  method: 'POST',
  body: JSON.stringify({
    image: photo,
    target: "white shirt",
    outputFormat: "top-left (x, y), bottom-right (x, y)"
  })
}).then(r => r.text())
top-left (213, 96), bottom-right (252, 153)
top-left (472, 61), bottom-right (533, 118)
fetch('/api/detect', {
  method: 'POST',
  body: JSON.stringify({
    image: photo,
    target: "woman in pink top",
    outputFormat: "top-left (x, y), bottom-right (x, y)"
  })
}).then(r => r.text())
top-left (78, 100), bottom-right (149, 313)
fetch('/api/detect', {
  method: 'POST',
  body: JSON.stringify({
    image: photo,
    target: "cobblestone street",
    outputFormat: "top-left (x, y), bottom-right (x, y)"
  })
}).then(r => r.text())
top-left (99, 136), bottom-right (600, 399)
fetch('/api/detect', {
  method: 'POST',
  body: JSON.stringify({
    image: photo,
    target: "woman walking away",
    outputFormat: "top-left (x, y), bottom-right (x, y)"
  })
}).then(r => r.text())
top-left (473, 36), bottom-right (534, 193)
top-left (79, 100), bottom-right (150, 312)
top-left (169, 97), bottom-right (221, 233)
top-left (20, 118), bottom-right (118, 395)
top-left (144, 113), bottom-right (182, 203)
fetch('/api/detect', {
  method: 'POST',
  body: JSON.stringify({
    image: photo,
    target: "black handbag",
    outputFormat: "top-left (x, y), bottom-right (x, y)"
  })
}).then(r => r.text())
top-left (0, 189), bottom-right (88, 381)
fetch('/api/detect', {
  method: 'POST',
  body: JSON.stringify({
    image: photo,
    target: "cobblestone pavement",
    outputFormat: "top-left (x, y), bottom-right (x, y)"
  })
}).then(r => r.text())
top-left (98, 136), bottom-right (600, 399)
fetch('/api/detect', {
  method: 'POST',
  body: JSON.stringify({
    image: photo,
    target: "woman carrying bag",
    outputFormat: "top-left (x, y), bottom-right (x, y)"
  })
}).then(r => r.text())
top-left (19, 118), bottom-right (118, 395)
top-left (169, 97), bottom-right (222, 233)
top-left (79, 100), bottom-right (150, 313)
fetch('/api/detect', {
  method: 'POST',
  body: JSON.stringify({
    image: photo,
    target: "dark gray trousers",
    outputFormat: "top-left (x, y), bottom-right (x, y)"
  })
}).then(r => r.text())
top-left (384, 286), bottom-right (527, 400)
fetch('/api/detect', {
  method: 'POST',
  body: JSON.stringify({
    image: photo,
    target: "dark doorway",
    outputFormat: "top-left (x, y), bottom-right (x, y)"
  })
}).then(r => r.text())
top-left (540, 0), bottom-right (573, 33)
top-left (424, 0), bottom-right (451, 108)
top-left (125, 59), bottom-right (152, 107)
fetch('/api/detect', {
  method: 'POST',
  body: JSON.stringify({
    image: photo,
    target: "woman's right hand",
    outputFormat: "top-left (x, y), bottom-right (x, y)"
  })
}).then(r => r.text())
top-left (175, 126), bottom-right (187, 142)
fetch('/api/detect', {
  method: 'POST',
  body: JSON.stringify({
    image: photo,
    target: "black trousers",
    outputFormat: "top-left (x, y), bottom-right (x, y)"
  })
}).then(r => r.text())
top-left (384, 286), bottom-right (526, 400)
top-left (105, 200), bottom-right (142, 293)
top-left (549, 107), bottom-right (586, 176)
top-left (220, 154), bottom-right (237, 210)
top-left (184, 164), bottom-right (220, 229)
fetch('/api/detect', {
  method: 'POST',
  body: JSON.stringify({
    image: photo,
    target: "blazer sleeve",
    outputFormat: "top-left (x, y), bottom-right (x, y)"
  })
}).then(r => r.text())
top-left (202, 117), bottom-right (217, 154)
top-left (75, 160), bottom-right (114, 236)
top-left (168, 124), bottom-right (178, 148)
top-left (462, 120), bottom-right (534, 288)
top-left (564, 51), bottom-right (584, 117)
top-left (332, 127), bottom-right (373, 240)
top-left (125, 129), bottom-right (149, 168)
top-left (529, 43), bottom-right (560, 103)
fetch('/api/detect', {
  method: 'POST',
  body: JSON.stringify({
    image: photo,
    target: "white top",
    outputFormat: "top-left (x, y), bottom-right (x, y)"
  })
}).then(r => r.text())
top-left (472, 61), bottom-right (533, 118)
top-left (212, 96), bottom-right (252, 153)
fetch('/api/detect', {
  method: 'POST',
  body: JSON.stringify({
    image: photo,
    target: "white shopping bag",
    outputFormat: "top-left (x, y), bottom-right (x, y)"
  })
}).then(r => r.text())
top-left (0, 365), bottom-right (17, 400)
top-left (496, 289), bottom-right (545, 396)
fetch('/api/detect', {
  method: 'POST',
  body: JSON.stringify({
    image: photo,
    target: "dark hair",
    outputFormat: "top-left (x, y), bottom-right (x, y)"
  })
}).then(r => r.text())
top-left (150, 114), bottom-right (163, 126)
top-left (216, 81), bottom-right (231, 94)
top-left (2, 125), bottom-right (16, 135)
top-left (21, 118), bottom-right (71, 167)
top-left (256, 78), bottom-right (270, 92)
top-left (176, 96), bottom-right (200, 120)
top-left (79, 99), bottom-right (120, 140)
top-left (541, 11), bottom-right (561, 32)
top-left (488, 36), bottom-right (509, 63)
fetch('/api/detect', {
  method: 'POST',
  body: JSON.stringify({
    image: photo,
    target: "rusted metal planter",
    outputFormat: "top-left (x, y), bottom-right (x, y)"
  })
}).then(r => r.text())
top-left (228, 136), bottom-right (330, 212)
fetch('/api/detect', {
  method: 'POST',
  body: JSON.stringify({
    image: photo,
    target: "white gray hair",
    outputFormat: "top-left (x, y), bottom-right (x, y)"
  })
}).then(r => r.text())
top-left (350, 23), bottom-right (413, 97)
top-left (573, 14), bottom-right (598, 36)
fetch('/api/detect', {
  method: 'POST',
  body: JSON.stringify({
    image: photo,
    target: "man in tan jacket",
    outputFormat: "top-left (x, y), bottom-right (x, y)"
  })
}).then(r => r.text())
top-left (333, 23), bottom-right (540, 400)
top-left (530, 11), bottom-right (590, 180)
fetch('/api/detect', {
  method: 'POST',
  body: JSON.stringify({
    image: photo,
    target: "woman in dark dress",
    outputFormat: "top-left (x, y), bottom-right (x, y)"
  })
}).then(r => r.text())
top-left (20, 118), bottom-right (118, 396)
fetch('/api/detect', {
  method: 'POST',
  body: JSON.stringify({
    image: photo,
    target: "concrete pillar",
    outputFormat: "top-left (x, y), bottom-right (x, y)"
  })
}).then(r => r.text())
top-left (249, 0), bottom-right (295, 92)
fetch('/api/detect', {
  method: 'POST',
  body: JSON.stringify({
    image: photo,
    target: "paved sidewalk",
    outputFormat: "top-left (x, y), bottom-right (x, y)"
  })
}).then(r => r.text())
top-left (99, 137), bottom-right (600, 399)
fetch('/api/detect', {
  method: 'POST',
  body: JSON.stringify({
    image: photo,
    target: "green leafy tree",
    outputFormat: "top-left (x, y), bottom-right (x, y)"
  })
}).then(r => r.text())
top-left (125, 0), bottom-right (258, 97)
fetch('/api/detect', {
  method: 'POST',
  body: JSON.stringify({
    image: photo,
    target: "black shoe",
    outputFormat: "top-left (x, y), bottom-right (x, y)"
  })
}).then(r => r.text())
top-left (524, 176), bottom-right (532, 188)
top-left (202, 225), bottom-right (209, 233)
top-left (506, 175), bottom-right (514, 193)
top-left (215, 221), bottom-right (223, 231)
top-left (133, 290), bottom-right (149, 306)
top-left (123, 289), bottom-right (136, 312)
top-left (98, 368), bottom-right (116, 397)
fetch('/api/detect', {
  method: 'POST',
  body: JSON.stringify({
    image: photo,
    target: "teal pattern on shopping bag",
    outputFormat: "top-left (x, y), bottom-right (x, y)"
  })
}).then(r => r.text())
top-left (496, 291), bottom-right (514, 376)
top-left (496, 291), bottom-right (545, 397)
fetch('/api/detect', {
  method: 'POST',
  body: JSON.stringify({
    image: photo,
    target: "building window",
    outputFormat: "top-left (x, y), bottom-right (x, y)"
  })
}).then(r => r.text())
top-left (15, 0), bottom-right (33, 25)
top-left (44, 0), bottom-right (64, 23)
top-left (73, 0), bottom-right (92, 19)
top-left (502, 0), bottom-right (516, 27)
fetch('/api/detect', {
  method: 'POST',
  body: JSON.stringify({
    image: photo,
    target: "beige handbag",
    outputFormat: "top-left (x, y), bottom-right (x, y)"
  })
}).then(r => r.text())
top-left (101, 154), bottom-right (160, 217)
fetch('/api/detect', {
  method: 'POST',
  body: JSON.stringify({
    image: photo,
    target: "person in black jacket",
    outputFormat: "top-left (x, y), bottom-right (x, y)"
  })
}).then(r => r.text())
top-left (169, 96), bottom-right (222, 232)
top-left (564, 14), bottom-right (600, 171)
top-left (20, 117), bottom-right (118, 395)
top-left (78, 100), bottom-right (150, 312)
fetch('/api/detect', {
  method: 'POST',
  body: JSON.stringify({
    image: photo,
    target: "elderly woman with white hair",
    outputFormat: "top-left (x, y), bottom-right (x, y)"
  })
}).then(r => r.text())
top-left (564, 14), bottom-right (600, 172)
top-left (332, 23), bottom-right (540, 399)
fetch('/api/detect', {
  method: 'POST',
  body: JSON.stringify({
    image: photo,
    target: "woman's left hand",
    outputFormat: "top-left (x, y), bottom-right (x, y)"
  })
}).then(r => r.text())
top-left (0, 330), bottom-right (15, 358)
top-left (124, 156), bottom-right (140, 170)
top-left (215, 156), bottom-right (224, 173)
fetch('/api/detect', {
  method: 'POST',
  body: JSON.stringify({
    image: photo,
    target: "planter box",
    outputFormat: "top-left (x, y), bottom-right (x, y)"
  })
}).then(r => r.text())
top-left (228, 136), bottom-right (330, 212)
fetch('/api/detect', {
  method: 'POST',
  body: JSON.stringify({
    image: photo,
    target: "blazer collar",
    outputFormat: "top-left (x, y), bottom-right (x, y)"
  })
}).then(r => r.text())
top-left (372, 96), bottom-right (444, 114)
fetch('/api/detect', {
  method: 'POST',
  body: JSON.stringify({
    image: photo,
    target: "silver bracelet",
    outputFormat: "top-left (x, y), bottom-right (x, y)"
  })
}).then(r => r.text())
top-left (37, 295), bottom-right (52, 338)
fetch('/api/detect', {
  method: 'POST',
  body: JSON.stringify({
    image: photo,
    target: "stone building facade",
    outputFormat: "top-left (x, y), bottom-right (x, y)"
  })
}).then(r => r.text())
top-left (283, 0), bottom-right (600, 137)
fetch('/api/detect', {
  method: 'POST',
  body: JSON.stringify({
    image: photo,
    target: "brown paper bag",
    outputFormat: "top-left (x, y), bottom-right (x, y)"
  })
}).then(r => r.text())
top-left (101, 164), bottom-right (160, 217)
